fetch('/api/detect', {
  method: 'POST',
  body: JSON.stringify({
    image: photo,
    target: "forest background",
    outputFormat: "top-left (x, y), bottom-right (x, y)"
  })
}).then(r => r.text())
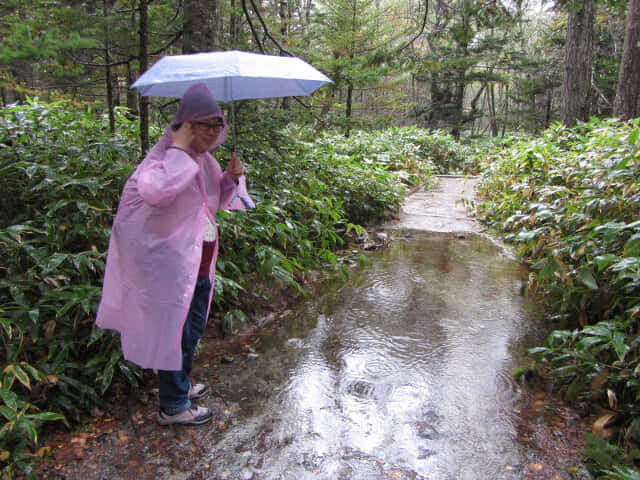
top-left (1, 0), bottom-right (639, 479)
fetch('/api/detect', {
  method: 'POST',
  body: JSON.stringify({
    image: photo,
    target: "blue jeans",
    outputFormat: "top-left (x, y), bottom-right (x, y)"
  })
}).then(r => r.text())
top-left (158, 277), bottom-right (211, 414)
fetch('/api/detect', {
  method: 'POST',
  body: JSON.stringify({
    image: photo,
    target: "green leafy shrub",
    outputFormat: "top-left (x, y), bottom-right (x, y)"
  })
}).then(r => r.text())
top-left (0, 98), bottom-right (143, 475)
top-left (476, 117), bottom-right (640, 473)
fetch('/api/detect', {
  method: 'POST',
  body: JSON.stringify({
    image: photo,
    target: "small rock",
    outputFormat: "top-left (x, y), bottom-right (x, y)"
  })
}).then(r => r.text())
top-left (221, 355), bottom-right (234, 364)
top-left (247, 353), bottom-right (260, 360)
top-left (418, 448), bottom-right (437, 459)
top-left (416, 422), bottom-right (440, 440)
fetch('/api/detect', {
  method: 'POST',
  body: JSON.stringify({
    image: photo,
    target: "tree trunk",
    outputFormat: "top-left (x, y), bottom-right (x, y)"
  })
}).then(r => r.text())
top-left (346, 83), bottom-right (353, 137)
top-left (279, 0), bottom-right (291, 109)
top-left (303, 0), bottom-right (312, 34)
top-left (126, 0), bottom-right (139, 116)
top-left (561, 0), bottom-right (595, 127)
top-left (104, 0), bottom-right (115, 133)
top-left (138, 0), bottom-right (150, 155)
top-left (488, 83), bottom-right (498, 137)
top-left (545, 80), bottom-right (552, 129)
top-left (230, 0), bottom-right (239, 47)
top-left (183, 0), bottom-right (218, 53)
top-left (613, 0), bottom-right (640, 120)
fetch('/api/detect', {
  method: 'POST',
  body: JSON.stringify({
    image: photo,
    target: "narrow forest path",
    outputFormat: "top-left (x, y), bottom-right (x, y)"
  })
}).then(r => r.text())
top-left (30, 175), bottom-right (589, 480)
top-left (385, 175), bottom-right (482, 234)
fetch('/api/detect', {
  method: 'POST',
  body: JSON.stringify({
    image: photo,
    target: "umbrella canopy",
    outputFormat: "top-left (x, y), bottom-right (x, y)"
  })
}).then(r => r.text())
top-left (131, 50), bottom-right (331, 100)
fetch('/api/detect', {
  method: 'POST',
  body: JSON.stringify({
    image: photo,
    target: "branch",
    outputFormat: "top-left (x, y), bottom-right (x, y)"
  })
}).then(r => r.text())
top-left (71, 31), bottom-right (182, 69)
top-left (293, 96), bottom-right (328, 126)
top-left (247, 0), bottom-right (294, 57)
top-left (242, 0), bottom-right (264, 53)
top-left (591, 66), bottom-right (611, 106)
top-left (396, 0), bottom-right (429, 53)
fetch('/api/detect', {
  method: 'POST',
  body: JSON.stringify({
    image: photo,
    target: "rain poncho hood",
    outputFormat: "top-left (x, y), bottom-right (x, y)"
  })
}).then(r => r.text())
top-left (96, 83), bottom-right (253, 370)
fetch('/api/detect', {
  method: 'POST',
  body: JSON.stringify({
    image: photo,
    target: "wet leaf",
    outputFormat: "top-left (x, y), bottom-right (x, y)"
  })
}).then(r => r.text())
top-left (592, 411), bottom-right (620, 440)
top-left (34, 446), bottom-right (51, 458)
top-left (607, 389), bottom-right (618, 411)
top-left (611, 331), bottom-right (629, 361)
top-left (4, 364), bottom-right (31, 390)
top-left (624, 233), bottom-right (640, 258)
top-left (576, 266), bottom-right (598, 290)
top-left (589, 369), bottom-right (608, 392)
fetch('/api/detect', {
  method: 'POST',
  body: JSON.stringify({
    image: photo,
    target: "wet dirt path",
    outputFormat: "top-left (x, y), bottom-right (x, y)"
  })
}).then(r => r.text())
top-left (385, 175), bottom-right (482, 234)
top-left (34, 176), bottom-right (587, 480)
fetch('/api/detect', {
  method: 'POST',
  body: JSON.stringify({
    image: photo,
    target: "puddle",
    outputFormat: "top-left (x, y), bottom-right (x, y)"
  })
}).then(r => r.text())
top-left (179, 231), bottom-right (553, 480)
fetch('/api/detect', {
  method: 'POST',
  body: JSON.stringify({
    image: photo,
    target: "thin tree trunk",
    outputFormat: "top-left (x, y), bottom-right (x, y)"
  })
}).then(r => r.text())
top-left (230, 0), bottom-right (239, 47)
top-left (613, 0), bottom-right (640, 120)
top-left (304, 0), bottom-right (312, 35)
top-left (126, 62), bottom-right (139, 116)
top-left (279, 0), bottom-right (291, 109)
top-left (104, 0), bottom-right (115, 133)
top-left (488, 83), bottom-right (498, 137)
top-left (561, 0), bottom-right (595, 127)
top-left (545, 81), bottom-right (552, 129)
top-left (138, 0), bottom-right (150, 155)
top-left (126, 0), bottom-right (139, 116)
top-left (502, 84), bottom-right (508, 136)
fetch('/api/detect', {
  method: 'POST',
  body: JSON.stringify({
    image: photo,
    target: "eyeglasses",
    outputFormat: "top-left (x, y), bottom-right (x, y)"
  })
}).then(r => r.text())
top-left (194, 121), bottom-right (224, 132)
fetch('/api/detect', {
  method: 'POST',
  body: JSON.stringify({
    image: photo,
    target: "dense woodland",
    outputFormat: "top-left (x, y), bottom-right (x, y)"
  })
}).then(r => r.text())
top-left (1, 1), bottom-right (640, 479)
top-left (1, 0), bottom-right (639, 139)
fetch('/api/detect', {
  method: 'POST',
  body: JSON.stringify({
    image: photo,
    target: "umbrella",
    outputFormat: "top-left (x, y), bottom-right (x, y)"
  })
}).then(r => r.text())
top-left (131, 50), bottom-right (331, 151)
top-left (131, 50), bottom-right (332, 101)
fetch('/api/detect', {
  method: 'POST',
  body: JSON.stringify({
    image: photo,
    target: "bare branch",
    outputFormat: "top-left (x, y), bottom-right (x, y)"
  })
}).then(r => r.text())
top-left (242, 0), bottom-right (264, 53)
top-left (396, 0), bottom-right (429, 53)
top-left (248, 0), bottom-right (294, 57)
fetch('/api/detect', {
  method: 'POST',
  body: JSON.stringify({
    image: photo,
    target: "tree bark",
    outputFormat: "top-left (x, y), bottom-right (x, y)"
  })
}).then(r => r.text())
top-left (126, 0), bottom-right (139, 116)
top-left (488, 83), bottom-right (498, 137)
top-left (230, 0), bottom-right (239, 47)
top-left (104, 0), bottom-right (115, 133)
top-left (138, 0), bottom-right (150, 155)
top-left (561, 0), bottom-right (595, 127)
top-left (183, 0), bottom-right (218, 53)
top-left (613, 0), bottom-right (640, 120)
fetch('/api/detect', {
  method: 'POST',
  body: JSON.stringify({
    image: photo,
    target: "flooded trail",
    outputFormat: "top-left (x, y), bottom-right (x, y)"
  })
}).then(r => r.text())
top-left (170, 176), bottom-right (574, 479)
top-left (181, 231), bottom-right (545, 480)
top-left (386, 175), bottom-right (482, 234)
top-left (39, 176), bottom-right (586, 480)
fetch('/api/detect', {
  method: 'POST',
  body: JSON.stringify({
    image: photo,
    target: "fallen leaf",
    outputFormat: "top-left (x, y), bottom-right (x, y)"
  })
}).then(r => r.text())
top-left (593, 411), bottom-right (620, 440)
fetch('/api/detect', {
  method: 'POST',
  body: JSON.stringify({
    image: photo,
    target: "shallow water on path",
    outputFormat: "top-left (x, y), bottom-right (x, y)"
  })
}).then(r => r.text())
top-left (183, 231), bottom-right (551, 480)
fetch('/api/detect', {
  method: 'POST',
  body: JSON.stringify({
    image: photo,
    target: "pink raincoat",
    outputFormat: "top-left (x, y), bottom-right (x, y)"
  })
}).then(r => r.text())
top-left (96, 84), bottom-right (253, 371)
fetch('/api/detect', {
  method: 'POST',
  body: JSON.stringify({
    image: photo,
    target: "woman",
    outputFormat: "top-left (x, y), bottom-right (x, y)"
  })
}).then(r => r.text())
top-left (96, 83), bottom-right (252, 425)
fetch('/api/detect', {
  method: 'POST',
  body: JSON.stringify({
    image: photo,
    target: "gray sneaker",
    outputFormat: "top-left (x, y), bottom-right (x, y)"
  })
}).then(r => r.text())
top-left (157, 406), bottom-right (213, 426)
top-left (188, 383), bottom-right (207, 400)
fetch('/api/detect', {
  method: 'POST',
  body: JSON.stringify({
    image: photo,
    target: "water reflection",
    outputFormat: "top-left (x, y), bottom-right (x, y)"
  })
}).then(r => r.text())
top-left (194, 231), bottom-right (548, 480)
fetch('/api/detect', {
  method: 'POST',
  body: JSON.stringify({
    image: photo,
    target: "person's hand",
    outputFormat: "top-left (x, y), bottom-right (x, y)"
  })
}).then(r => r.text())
top-left (227, 152), bottom-right (244, 181)
top-left (170, 122), bottom-right (194, 150)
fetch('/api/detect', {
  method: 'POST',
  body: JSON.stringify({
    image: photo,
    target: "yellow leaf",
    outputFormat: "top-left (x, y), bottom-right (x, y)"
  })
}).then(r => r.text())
top-left (34, 447), bottom-right (50, 458)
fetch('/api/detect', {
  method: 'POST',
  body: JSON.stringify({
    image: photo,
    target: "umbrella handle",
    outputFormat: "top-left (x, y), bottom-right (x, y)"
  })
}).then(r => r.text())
top-left (230, 101), bottom-right (237, 153)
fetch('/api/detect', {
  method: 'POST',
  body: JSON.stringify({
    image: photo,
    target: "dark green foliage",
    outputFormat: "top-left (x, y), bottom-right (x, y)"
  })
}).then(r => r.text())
top-left (0, 98), bottom-right (143, 475)
top-left (476, 117), bottom-right (640, 475)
